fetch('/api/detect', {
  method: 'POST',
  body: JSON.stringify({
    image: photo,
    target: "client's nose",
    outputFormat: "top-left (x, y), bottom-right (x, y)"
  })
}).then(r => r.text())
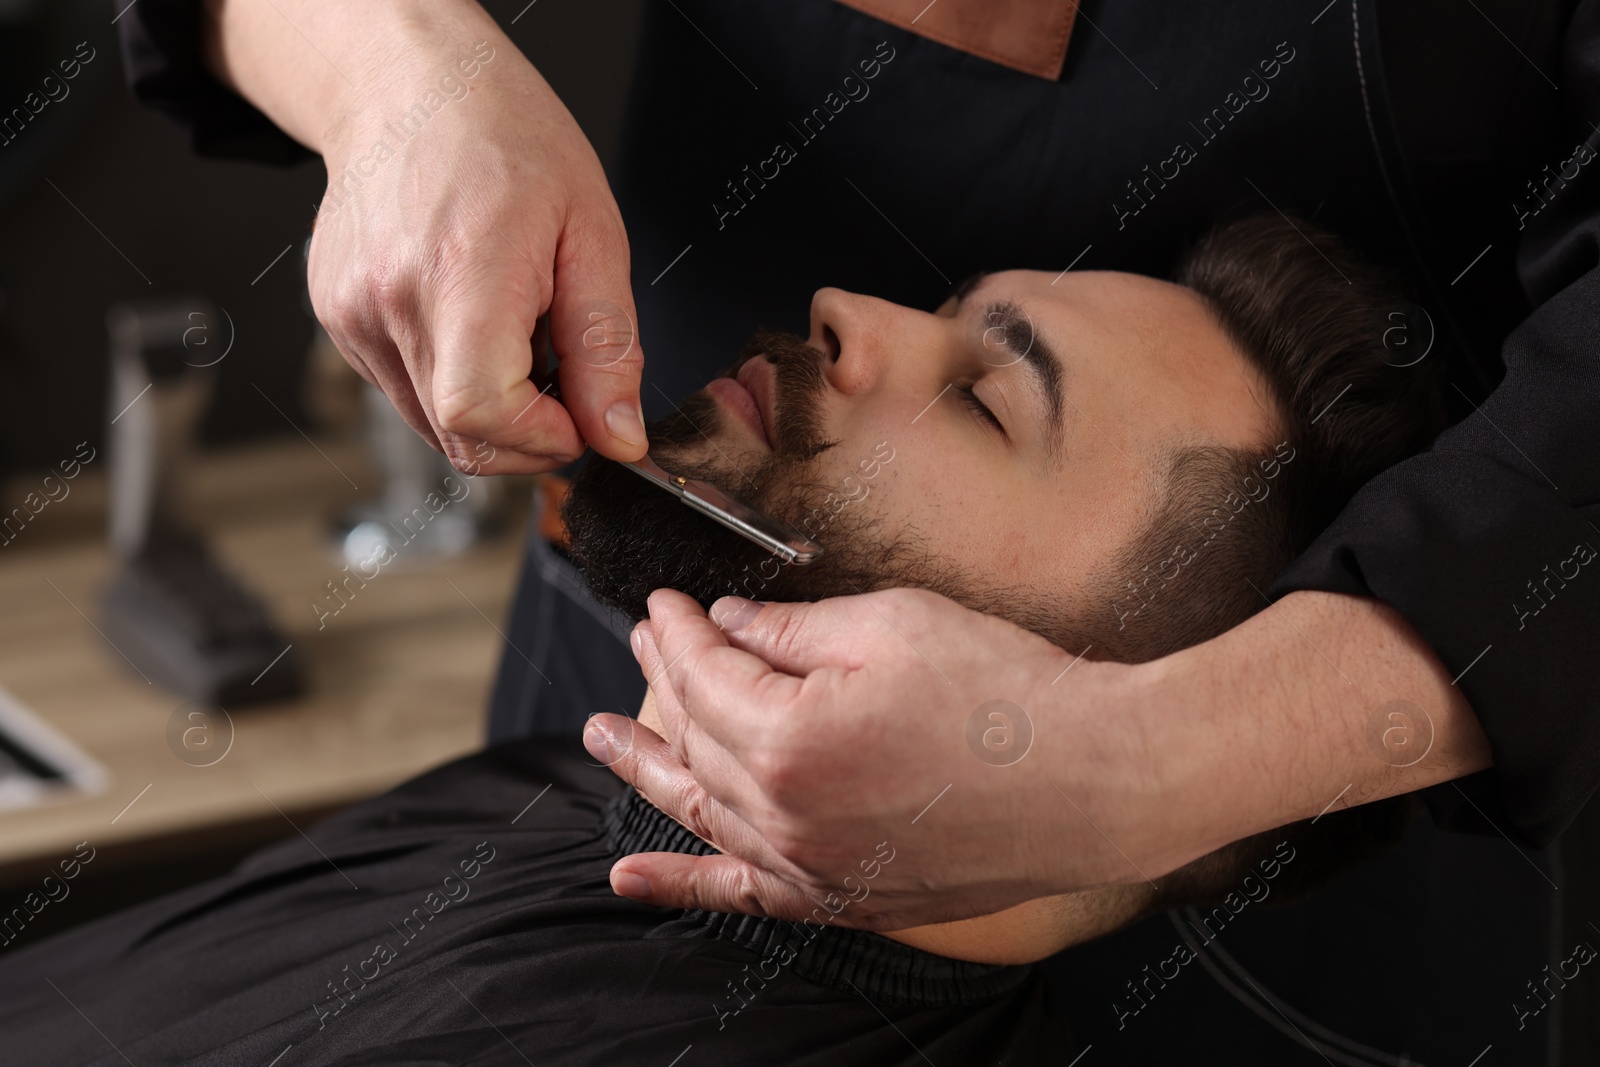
top-left (808, 287), bottom-right (925, 398)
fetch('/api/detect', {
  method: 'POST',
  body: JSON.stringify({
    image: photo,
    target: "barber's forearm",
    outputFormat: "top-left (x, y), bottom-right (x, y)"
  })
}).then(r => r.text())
top-left (1137, 589), bottom-right (1491, 870)
top-left (201, 0), bottom-right (504, 154)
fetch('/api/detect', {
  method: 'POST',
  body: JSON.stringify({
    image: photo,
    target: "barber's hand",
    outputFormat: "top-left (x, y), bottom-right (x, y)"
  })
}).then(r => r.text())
top-left (308, 13), bottom-right (646, 474)
top-left (587, 587), bottom-right (1491, 930)
top-left (586, 588), bottom-right (1173, 931)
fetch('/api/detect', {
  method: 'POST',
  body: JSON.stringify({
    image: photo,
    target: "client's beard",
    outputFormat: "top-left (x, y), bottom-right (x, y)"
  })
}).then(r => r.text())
top-left (561, 329), bottom-right (953, 621)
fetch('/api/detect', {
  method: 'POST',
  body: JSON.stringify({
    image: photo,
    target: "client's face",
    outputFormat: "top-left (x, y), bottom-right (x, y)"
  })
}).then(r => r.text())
top-left (563, 270), bottom-right (1275, 645)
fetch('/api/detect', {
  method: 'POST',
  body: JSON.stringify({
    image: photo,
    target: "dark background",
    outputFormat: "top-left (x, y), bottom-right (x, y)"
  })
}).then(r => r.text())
top-left (0, 0), bottom-right (646, 481)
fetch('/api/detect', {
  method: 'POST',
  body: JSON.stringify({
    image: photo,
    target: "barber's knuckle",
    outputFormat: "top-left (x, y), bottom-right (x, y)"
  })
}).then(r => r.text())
top-left (324, 263), bottom-right (412, 340)
top-left (425, 227), bottom-right (473, 276)
top-left (349, 249), bottom-right (414, 320)
top-left (743, 744), bottom-right (785, 792)
top-left (433, 380), bottom-right (495, 437)
top-left (660, 657), bottom-right (694, 703)
top-left (672, 784), bottom-right (715, 842)
top-left (368, 278), bottom-right (414, 325)
top-left (314, 278), bottom-right (367, 338)
top-left (673, 644), bottom-right (707, 685)
top-left (724, 867), bottom-right (770, 918)
top-left (760, 610), bottom-right (811, 665)
top-left (437, 433), bottom-right (486, 472)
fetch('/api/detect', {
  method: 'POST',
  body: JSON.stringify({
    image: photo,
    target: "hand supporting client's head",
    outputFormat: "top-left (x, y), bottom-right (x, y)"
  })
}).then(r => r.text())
top-left (563, 214), bottom-right (1440, 667)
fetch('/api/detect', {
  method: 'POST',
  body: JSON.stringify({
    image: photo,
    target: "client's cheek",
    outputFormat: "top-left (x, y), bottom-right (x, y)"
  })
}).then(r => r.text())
top-left (790, 439), bottom-right (901, 542)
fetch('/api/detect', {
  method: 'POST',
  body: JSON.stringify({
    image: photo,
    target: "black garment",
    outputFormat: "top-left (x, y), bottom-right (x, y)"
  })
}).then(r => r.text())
top-left (0, 737), bottom-right (1061, 1065)
top-left (0, 732), bottom-right (1581, 1066)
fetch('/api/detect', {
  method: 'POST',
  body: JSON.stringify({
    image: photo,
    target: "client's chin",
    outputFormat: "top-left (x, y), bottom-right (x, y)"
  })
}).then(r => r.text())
top-left (560, 442), bottom-right (794, 622)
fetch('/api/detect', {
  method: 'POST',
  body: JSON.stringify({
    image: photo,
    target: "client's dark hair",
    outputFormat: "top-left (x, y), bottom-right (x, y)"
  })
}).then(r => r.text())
top-left (1122, 214), bottom-right (1445, 914)
top-left (1094, 213), bottom-right (1443, 664)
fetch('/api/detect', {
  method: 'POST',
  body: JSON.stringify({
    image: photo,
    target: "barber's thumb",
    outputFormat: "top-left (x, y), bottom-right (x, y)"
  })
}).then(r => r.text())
top-left (608, 853), bottom-right (817, 920)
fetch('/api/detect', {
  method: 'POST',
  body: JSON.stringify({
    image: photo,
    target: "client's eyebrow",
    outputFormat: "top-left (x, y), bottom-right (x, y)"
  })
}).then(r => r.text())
top-left (950, 275), bottom-right (1066, 456)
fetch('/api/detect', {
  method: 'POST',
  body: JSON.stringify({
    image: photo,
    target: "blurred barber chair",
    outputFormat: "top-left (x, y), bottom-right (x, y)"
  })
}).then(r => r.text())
top-left (100, 300), bottom-right (306, 704)
top-left (331, 375), bottom-right (505, 569)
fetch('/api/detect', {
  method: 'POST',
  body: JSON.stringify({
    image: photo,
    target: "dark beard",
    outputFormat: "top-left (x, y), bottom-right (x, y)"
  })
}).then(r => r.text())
top-left (561, 329), bottom-right (936, 621)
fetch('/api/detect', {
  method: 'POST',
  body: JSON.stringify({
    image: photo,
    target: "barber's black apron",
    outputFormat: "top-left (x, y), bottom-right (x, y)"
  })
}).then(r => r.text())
top-left (486, 2), bottom-right (1593, 1064)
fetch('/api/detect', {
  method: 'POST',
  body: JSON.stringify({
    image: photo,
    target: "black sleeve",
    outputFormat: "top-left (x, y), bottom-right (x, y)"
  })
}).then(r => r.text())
top-left (115, 0), bottom-right (314, 165)
top-left (1267, 2), bottom-right (1600, 847)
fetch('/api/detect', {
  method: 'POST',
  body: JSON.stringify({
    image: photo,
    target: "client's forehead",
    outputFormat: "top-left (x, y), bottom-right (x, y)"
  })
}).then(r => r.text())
top-left (967, 268), bottom-right (1278, 458)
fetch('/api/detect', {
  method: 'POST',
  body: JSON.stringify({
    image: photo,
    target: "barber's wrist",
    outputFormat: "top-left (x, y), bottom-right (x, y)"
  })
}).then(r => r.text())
top-left (1120, 623), bottom-right (1310, 868)
top-left (1098, 649), bottom-right (1258, 879)
top-left (205, 0), bottom-right (508, 158)
top-left (320, 1), bottom-right (510, 161)
top-left (1128, 591), bottom-right (1491, 868)
top-left (1022, 654), bottom-right (1203, 890)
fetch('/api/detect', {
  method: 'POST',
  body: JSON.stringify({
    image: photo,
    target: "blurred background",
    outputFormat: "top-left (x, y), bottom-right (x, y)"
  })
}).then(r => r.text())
top-left (0, 0), bottom-right (644, 950)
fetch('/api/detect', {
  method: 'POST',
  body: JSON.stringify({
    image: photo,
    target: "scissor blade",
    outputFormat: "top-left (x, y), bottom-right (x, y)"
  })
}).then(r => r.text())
top-left (622, 456), bottom-right (824, 565)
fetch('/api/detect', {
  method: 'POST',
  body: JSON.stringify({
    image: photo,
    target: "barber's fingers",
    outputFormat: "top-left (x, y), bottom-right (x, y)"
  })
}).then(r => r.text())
top-left (546, 201), bottom-right (648, 463)
top-left (628, 619), bottom-right (686, 749)
top-left (640, 589), bottom-right (810, 760)
top-left (631, 610), bottom-right (711, 756)
top-left (429, 267), bottom-right (587, 470)
top-left (320, 314), bottom-right (443, 452)
top-left (585, 711), bottom-right (792, 875)
top-left (608, 852), bottom-right (827, 923)
top-left (629, 615), bottom-right (781, 822)
top-left (701, 593), bottom-right (894, 676)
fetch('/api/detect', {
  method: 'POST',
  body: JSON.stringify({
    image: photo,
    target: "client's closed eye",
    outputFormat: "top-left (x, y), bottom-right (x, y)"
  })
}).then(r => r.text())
top-left (956, 382), bottom-right (1005, 436)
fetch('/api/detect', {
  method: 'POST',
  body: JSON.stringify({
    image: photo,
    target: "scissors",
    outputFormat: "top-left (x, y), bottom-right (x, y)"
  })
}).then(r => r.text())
top-left (624, 455), bottom-right (824, 565)
top-left (527, 333), bottom-right (822, 565)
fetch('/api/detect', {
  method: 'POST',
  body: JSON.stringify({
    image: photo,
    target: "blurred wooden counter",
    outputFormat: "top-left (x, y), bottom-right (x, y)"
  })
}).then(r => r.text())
top-left (0, 434), bottom-right (530, 881)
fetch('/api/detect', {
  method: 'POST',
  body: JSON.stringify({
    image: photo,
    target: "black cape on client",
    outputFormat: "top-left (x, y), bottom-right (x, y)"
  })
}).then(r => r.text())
top-left (0, 737), bottom-right (1064, 1066)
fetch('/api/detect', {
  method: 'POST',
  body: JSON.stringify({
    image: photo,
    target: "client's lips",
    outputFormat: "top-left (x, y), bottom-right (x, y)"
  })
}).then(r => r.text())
top-left (736, 357), bottom-right (777, 447)
top-left (705, 365), bottom-right (772, 449)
